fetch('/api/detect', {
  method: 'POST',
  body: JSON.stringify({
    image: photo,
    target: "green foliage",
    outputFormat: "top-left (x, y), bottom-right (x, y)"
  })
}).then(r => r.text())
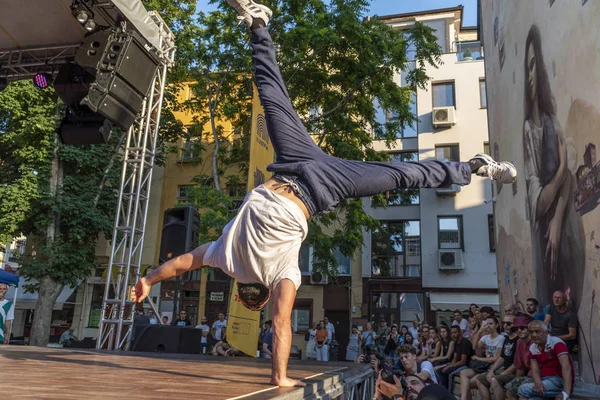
top-left (176, 0), bottom-right (442, 278)
top-left (0, 81), bottom-right (121, 287)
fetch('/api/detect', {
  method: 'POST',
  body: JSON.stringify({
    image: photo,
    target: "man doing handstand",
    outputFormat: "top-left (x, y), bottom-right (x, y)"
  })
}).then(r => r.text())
top-left (131, 0), bottom-right (517, 388)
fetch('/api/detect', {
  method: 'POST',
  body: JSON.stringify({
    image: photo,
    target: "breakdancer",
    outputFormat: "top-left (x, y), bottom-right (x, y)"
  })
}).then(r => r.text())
top-left (131, 0), bottom-right (516, 387)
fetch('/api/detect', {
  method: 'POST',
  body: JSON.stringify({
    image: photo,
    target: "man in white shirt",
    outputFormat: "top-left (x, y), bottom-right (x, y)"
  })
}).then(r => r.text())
top-left (0, 283), bottom-right (15, 345)
top-left (195, 316), bottom-right (210, 354)
top-left (131, 0), bottom-right (517, 388)
top-left (397, 344), bottom-right (438, 384)
top-left (324, 317), bottom-right (335, 342)
top-left (452, 310), bottom-right (470, 338)
top-left (211, 313), bottom-right (227, 341)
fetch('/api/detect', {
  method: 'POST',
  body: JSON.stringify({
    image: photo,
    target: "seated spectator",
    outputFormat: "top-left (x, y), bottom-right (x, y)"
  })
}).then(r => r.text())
top-left (404, 332), bottom-right (418, 352)
top-left (544, 291), bottom-right (578, 352)
top-left (469, 303), bottom-right (479, 319)
top-left (437, 325), bottom-right (474, 390)
top-left (504, 315), bottom-right (533, 400)
top-left (316, 320), bottom-right (329, 361)
top-left (459, 316), bottom-right (505, 400)
top-left (427, 327), bottom-right (440, 359)
top-left (375, 373), bottom-right (454, 400)
top-left (416, 325), bottom-right (430, 361)
top-left (161, 316), bottom-right (169, 325)
top-left (429, 326), bottom-right (454, 369)
top-left (261, 329), bottom-right (273, 358)
top-left (525, 297), bottom-right (545, 321)
top-left (468, 316), bottom-right (483, 345)
top-left (475, 315), bottom-right (518, 400)
top-left (452, 310), bottom-right (470, 338)
top-left (479, 306), bottom-right (495, 319)
top-left (212, 327), bottom-right (230, 356)
top-left (517, 320), bottom-right (573, 400)
top-left (399, 325), bottom-right (409, 345)
top-left (396, 344), bottom-right (438, 383)
top-left (59, 327), bottom-right (79, 347)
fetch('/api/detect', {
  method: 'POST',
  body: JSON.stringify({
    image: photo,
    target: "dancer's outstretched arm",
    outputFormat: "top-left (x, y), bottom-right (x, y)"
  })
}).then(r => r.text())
top-left (131, 242), bottom-right (211, 302)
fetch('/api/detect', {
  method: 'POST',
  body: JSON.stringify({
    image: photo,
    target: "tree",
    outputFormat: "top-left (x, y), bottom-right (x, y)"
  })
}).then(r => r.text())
top-left (0, 82), bottom-right (121, 345)
top-left (183, 0), bottom-right (442, 278)
top-left (0, 1), bottom-right (200, 346)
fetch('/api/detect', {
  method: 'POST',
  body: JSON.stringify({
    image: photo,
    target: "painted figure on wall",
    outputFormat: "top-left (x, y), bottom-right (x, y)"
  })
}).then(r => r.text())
top-left (522, 25), bottom-right (585, 309)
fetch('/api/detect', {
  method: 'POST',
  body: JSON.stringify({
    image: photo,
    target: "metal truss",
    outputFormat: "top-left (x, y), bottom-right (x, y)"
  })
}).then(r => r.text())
top-left (0, 45), bottom-right (80, 79)
top-left (96, 11), bottom-right (175, 351)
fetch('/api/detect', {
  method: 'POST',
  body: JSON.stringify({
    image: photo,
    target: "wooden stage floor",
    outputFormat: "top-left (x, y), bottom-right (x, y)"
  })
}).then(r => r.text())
top-left (0, 346), bottom-right (369, 399)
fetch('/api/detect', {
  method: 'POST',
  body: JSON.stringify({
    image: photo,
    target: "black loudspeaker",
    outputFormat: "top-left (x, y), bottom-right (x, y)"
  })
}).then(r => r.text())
top-left (159, 206), bottom-right (200, 263)
top-left (76, 28), bottom-right (159, 96)
top-left (132, 326), bottom-right (202, 355)
top-left (59, 112), bottom-right (113, 146)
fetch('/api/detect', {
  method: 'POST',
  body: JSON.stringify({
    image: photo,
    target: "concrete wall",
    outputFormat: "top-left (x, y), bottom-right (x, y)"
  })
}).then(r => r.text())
top-left (417, 53), bottom-right (496, 289)
top-left (480, 0), bottom-right (600, 384)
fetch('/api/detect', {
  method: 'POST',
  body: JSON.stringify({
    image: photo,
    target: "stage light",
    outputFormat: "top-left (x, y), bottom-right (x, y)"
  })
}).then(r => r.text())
top-left (84, 20), bottom-right (97, 32)
top-left (76, 10), bottom-right (90, 24)
top-left (33, 73), bottom-right (52, 89)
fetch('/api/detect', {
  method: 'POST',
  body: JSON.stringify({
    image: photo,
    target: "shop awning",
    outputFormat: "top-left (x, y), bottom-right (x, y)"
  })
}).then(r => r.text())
top-left (429, 292), bottom-right (499, 311)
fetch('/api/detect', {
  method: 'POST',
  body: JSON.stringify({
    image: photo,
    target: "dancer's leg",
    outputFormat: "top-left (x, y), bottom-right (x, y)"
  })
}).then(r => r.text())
top-left (251, 27), bottom-right (326, 163)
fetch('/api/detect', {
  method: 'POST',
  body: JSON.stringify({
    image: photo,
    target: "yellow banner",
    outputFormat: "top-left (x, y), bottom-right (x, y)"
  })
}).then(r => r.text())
top-left (247, 83), bottom-right (275, 189)
top-left (227, 282), bottom-right (260, 357)
top-left (226, 84), bottom-right (274, 357)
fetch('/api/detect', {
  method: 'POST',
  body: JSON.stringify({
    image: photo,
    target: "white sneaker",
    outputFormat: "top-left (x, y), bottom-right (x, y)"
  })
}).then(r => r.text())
top-left (469, 153), bottom-right (517, 184)
top-left (226, 0), bottom-right (272, 28)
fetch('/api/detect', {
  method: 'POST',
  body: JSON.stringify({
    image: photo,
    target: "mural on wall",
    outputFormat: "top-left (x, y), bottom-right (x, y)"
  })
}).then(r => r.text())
top-left (481, 0), bottom-right (600, 384)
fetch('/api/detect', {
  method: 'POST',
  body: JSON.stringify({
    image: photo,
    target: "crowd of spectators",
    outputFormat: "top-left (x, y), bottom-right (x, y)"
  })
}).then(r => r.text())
top-left (354, 292), bottom-right (579, 400)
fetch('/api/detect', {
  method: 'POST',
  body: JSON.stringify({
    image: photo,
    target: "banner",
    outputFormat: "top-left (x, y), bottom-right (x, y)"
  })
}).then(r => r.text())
top-left (226, 83), bottom-right (274, 357)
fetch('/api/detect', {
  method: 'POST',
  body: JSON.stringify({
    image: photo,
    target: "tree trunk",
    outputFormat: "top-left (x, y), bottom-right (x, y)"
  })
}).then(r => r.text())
top-left (29, 276), bottom-right (63, 346)
top-left (30, 130), bottom-right (64, 347)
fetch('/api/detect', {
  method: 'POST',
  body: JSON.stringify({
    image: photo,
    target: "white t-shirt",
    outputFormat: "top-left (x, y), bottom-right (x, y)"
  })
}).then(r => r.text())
top-left (480, 334), bottom-right (505, 358)
top-left (212, 320), bottom-right (227, 341)
top-left (452, 318), bottom-right (470, 338)
top-left (203, 186), bottom-right (307, 290)
top-left (195, 324), bottom-right (210, 343)
top-left (418, 360), bottom-right (438, 384)
top-left (0, 299), bottom-right (14, 341)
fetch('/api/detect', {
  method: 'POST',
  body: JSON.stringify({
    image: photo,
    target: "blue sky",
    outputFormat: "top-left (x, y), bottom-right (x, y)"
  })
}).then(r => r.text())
top-left (197, 0), bottom-right (478, 26)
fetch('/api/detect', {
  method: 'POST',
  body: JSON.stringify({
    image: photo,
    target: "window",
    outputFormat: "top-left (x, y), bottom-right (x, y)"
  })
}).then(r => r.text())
top-left (292, 299), bottom-right (312, 334)
top-left (299, 245), bottom-right (352, 276)
top-left (479, 79), bottom-right (487, 108)
top-left (438, 216), bottom-right (463, 249)
top-left (456, 41), bottom-right (483, 61)
top-left (373, 98), bottom-right (416, 139)
top-left (372, 292), bottom-right (424, 328)
top-left (488, 214), bottom-right (496, 252)
top-left (435, 144), bottom-right (460, 162)
top-left (371, 221), bottom-right (421, 278)
top-left (372, 152), bottom-right (420, 206)
top-left (432, 82), bottom-right (455, 108)
top-left (484, 142), bottom-right (490, 156)
top-left (180, 139), bottom-right (202, 162)
top-left (177, 185), bottom-right (194, 202)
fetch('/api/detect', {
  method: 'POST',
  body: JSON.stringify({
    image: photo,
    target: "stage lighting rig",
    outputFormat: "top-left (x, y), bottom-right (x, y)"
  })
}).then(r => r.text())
top-left (71, 2), bottom-right (98, 33)
top-left (33, 72), bottom-right (52, 89)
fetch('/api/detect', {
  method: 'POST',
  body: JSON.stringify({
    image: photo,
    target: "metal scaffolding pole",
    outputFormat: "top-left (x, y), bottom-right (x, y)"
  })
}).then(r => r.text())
top-left (96, 11), bottom-right (175, 351)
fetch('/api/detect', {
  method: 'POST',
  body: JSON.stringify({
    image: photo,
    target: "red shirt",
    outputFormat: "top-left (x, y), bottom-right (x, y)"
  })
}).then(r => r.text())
top-left (513, 338), bottom-right (532, 375)
top-left (529, 336), bottom-right (574, 382)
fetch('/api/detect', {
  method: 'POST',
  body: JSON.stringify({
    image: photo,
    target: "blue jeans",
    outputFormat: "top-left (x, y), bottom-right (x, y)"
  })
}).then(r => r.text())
top-left (517, 376), bottom-right (564, 399)
top-left (251, 28), bottom-right (472, 217)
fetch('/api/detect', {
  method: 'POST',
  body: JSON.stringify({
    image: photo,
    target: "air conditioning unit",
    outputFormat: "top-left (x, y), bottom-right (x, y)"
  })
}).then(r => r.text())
top-left (438, 249), bottom-right (465, 270)
top-left (436, 184), bottom-right (462, 196)
top-left (310, 270), bottom-right (328, 285)
top-left (433, 106), bottom-right (457, 127)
